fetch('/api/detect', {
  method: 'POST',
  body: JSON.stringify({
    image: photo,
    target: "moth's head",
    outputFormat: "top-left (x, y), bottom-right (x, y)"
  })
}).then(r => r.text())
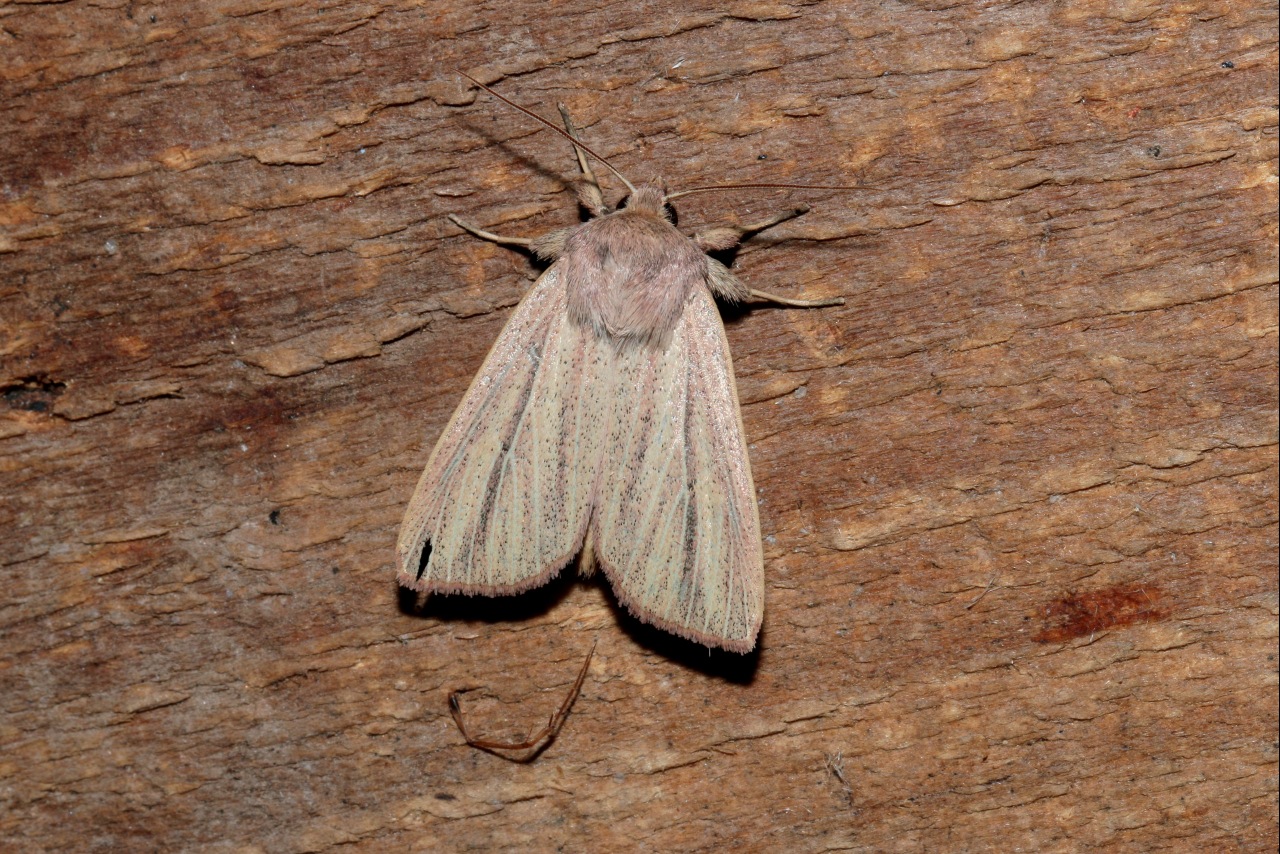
top-left (621, 184), bottom-right (671, 221)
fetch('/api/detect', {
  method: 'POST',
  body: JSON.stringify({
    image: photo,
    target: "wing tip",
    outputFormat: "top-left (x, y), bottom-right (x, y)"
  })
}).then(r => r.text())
top-left (597, 562), bottom-right (761, 654)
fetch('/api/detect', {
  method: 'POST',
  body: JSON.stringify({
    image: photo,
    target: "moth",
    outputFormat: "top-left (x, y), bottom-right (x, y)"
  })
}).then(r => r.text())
top-left (397, 78), bottom-right (844, 653)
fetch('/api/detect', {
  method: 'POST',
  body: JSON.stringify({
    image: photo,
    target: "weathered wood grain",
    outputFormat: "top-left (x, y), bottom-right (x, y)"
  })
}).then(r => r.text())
top-left (2, 1), bottom-right (1276, 851)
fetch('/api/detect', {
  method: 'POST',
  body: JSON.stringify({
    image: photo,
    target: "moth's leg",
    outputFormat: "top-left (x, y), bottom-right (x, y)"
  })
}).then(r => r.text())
top-left (447, 214), bottom-right (533, 248)
top-left (558, 104), bottom-right (608, 216)
top-left (747, 288), bottom-right (845, 308)
top-left (741, 206), bottom-right (843, 305)
top-left (448, 214), bottom-right (570, 261)
top-left (699, 205), bottom-right (846, 308)
top-left (693, 204), bottom-right (811, 252)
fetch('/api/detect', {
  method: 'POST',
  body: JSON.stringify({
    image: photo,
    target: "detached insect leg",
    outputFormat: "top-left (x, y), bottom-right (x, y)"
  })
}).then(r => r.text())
top-left (447, 641), bottom-right (596, 762)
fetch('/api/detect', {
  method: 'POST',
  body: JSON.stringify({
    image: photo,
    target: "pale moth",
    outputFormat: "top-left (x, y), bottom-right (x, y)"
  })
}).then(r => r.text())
top-left (397, 79), bottom-right (844, 653)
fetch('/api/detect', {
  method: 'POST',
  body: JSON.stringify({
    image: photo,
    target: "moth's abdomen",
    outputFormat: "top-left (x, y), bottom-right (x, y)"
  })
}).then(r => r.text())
top-left (562, 209), bottom-right (707, 346)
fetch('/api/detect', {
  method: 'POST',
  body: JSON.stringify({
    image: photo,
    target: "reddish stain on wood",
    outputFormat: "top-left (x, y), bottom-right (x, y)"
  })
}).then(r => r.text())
top-left (1034, 583), bottom-right (1167, 643)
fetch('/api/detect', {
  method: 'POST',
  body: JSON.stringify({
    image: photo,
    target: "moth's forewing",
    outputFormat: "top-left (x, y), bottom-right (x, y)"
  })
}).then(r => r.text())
top-left (397, 268), bottom-right (601, 595)
top-left (590, 285), bottom-right (764, 652)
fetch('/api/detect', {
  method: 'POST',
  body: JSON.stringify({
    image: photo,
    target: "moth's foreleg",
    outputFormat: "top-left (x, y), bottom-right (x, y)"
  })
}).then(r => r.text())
top-left (557, 105), bottom-right (609, 217)
top-left (447, 214), bottom-right (533, 249)
top-left (692, 204), bottom-right (811, 252)
top-left (447, 214), bottom-right (570, 262)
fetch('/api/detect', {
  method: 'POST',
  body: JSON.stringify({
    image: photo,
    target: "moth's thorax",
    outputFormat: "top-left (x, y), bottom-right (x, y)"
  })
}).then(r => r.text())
top-left (561, 185), bottom-right (706, 346)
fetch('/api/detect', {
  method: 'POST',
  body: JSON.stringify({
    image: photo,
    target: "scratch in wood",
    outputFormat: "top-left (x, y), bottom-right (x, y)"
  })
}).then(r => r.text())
top-left (825, 751), bottom-right (855, 808)
top-left (965, 571), bottom-right (1000, 609)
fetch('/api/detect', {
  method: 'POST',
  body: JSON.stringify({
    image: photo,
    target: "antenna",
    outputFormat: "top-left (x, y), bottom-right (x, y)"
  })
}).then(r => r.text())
top-left (459, 72), bottom-right (638, 196)
top-left (665, 182), bottom-right (867, 203)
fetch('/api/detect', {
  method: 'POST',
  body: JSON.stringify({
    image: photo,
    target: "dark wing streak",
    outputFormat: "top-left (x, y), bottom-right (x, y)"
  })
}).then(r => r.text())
top-left (458, 350), bottom-right (541, 587)
top-left (607, 344), bottom-right (648, 540)
top-left (637, 428), bottom-right (684, 577)
top-left (679, 365), bottom-right (701, 630)
top-left (530, 342), bottom-right (545, 576)
top-left (434, 341), bottom-right (536, 511)
top-left (428, 329), bottom-right (547, 585)
top-left (491, 353), bottom-right (542, 585)
top-left (688, 317), bottom-right (733, 641)
top-left (569, 330), bottom-right (600, 536)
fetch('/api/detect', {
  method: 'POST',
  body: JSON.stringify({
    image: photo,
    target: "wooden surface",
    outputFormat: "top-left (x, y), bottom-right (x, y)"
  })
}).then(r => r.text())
top-left (2, 1), bottom-right (1276, 851)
